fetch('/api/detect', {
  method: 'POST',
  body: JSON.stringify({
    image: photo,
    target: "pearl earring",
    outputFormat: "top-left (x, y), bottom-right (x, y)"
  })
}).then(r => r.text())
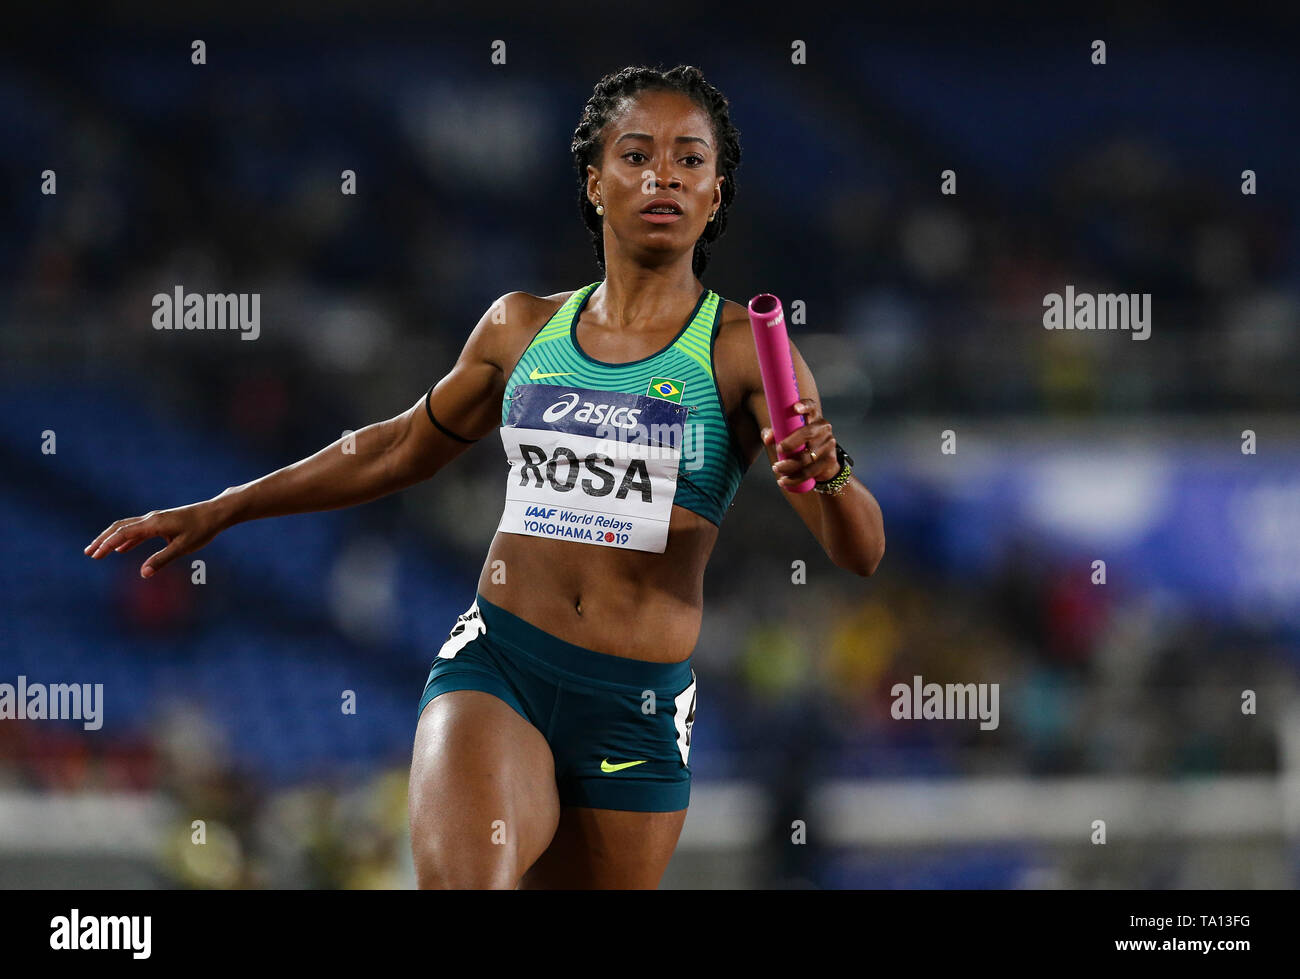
top-left (595, 201), bottom-right (604, 216)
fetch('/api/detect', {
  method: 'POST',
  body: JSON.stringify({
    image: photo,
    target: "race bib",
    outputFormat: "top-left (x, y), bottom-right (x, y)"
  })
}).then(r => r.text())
top-left (497, 384), bottom-right (691, 553)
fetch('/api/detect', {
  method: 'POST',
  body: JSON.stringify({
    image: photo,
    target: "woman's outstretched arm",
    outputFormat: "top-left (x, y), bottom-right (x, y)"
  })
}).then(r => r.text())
top-left (84, 292), bottom-right (541, 577)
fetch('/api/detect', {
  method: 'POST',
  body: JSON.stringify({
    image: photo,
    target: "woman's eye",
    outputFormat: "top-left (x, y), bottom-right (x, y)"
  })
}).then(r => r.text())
top-left (683, 155), bottom-right (704, 167)
top-left (624, 151), bottom-right (646, 164)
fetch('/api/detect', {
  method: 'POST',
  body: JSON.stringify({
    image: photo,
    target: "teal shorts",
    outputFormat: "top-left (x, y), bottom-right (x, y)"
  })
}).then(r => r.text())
top-left (417, 593), bottom-right (696, 812)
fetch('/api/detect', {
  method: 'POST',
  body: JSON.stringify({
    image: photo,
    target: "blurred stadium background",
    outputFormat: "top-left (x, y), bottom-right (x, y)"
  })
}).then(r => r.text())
top-left (2, 6), bottom-right (1299, 888)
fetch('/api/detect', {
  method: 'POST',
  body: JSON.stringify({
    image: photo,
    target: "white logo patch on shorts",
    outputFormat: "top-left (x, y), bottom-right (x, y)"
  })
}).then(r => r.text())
top-left (673, 670), bottom-right (697, 766)
top-left (437, 600), bottom-right (485, 659)
top-left (496, 384), bottom-right (691, 554)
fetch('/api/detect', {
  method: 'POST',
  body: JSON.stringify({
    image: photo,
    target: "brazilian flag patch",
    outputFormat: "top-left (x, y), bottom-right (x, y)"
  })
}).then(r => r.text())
top-left (647, 377), bottom-right (685, 403)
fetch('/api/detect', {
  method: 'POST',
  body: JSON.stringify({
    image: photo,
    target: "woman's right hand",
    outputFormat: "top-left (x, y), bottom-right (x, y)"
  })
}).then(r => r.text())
top-left (84, 501), bottom-right (226, 578)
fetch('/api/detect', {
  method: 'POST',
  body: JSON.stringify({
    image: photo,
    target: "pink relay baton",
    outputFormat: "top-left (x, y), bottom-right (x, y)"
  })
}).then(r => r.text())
top-left (747, 294), bottom-right (815, 493)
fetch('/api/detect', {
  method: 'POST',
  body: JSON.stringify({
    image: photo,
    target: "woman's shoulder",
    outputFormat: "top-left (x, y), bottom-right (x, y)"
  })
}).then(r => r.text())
top-left (492, 288), bottom-right (581, 333)
top-left (468, 287), bottom-right (587, 375)
top-left (710, 297), bottom-right (761, 379)
top-left (714, 296), bottom-right (751, 330)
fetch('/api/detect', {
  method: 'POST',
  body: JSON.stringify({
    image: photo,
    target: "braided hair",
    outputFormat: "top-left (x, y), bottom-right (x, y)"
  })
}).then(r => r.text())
top-left (571, 65), bottom-right (741, 278)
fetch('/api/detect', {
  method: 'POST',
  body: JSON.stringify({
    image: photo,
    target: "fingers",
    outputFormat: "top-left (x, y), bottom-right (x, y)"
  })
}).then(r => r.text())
top-left (772, 443), bottom-right (837, 488)
top-left (762, 400), bottom-right (823, 447)
top-left (776, 399), bottom-right (823, 454)
top-left (141, 537), bottom-right (186, 579)
top-left (85, 507), bottom-right (200, 578)
top-left (773, 434), bottom-right (835, 473)
top-left (86, 512), bottom-right (170, 562)
top-left (86, 516), bottom-right (150, 559)
top-left (765, 400), bottom-right (838, 488)
top-left (85, 518), bottom-right (130, 556)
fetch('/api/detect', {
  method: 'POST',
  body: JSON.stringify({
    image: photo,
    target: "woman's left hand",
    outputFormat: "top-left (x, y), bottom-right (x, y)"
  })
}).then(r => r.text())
top-left (761, 398), bottom-right (841, 491)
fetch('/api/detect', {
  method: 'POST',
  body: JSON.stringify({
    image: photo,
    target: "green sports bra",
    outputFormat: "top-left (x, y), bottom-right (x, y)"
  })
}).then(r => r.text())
top-left (494, 282), bottom-right (750, 552)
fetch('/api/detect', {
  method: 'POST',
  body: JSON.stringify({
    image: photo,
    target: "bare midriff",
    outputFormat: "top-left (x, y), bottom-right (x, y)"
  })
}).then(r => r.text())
top-left (474, 504), bottom-right (720, 663)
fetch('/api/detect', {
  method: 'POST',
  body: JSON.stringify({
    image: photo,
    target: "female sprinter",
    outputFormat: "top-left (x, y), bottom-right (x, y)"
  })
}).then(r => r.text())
top-left (85, 65), bottom-right (885, 889)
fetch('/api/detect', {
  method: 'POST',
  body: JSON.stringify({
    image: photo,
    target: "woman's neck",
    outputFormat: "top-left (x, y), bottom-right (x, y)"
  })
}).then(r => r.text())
top-left (594, 250), bottom-right (702, 330)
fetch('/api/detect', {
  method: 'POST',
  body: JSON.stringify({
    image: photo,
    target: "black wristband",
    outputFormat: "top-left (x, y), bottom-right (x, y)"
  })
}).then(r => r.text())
top-left (813, 443), bottom-right (854, 494)
top-left (424, 385), bottom-right (478, 443)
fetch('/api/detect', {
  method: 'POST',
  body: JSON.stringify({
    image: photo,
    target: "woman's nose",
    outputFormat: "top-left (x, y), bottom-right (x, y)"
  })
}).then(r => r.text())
top-left (653, 168), bottom-right (683, 190)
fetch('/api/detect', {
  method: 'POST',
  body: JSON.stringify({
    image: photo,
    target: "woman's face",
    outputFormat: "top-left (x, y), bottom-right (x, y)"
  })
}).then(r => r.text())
top-left (588, 90), bottom-right (723, 267)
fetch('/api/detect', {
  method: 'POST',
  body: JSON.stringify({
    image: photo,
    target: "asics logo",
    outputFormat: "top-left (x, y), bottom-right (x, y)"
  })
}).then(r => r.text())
top-left (542, 393), bottom-right (644, 431)
top-left (542, 392), bottom-right (581, 421)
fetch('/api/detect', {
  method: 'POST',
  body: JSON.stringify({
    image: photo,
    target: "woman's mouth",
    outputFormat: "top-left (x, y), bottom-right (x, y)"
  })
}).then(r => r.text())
top-left (640, 198), bottom-right (684, 224)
